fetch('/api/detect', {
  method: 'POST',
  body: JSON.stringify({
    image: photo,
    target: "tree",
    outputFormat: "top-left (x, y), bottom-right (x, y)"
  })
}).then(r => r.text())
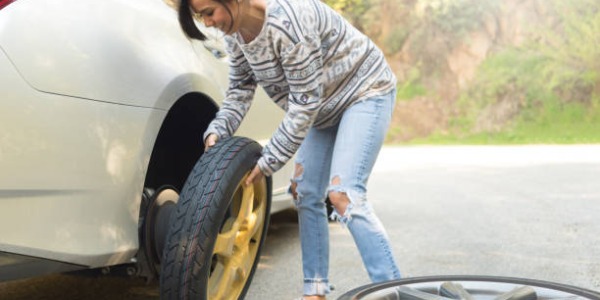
top-left (533, 0), bottom-right (600, 101)
top-left (322, 0), bottom-right (372, 32)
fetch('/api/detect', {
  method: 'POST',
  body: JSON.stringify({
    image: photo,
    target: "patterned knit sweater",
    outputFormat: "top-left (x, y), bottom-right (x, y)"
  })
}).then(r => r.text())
top-left (204, 0), bottom-right (396, 176)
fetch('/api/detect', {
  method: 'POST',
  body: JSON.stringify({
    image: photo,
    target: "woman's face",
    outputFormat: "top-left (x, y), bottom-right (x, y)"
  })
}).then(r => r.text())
top-left (190, 0), bottom-right (237, 35)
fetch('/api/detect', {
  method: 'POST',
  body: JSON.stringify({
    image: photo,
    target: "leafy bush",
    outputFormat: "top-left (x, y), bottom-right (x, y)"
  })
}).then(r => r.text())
top-left (397, 67), bottom-right (427, 100)
top-left (415, 0), bottom-right (500, 39)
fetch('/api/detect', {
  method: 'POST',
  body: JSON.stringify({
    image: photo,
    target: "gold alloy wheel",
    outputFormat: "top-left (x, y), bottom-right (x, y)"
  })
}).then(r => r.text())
top-left (208, 174), bottom-right (268, 300)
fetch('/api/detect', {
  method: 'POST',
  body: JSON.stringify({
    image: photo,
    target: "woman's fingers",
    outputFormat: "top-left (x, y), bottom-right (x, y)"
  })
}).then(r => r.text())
top-left (245, 165), bottom-right (264, 186)
top-left (204, 134), bottom-right (218, 151)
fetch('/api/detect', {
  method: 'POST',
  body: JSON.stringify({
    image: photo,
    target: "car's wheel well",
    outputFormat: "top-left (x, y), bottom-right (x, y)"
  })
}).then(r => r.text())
top-left (144, 93), bottom-right (218, 192)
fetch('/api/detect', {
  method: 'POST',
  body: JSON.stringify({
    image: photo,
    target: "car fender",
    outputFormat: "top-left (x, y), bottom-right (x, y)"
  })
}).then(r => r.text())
top-left (0, 0), bottom-right (229, 109)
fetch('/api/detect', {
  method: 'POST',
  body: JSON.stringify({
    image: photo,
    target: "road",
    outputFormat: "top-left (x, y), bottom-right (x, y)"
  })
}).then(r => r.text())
top-left (2, 145), bottom-right (599, 299)
top-left (247, 145), bottom-right (600, 299)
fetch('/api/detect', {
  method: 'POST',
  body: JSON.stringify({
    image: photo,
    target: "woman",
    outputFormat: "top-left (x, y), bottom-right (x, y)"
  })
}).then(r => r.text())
top-left (176, 0), bottom-right (402, 298)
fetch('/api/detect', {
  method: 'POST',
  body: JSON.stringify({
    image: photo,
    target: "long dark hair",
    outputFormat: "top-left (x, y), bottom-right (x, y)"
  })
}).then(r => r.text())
top-left (178, 0), bottom-right (236, 41)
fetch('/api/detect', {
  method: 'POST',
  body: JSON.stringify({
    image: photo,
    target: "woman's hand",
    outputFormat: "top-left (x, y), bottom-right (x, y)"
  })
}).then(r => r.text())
top-left (204, 133), bottom-right (218, 151)
top-left (245, 164), bottom-right (264, 186)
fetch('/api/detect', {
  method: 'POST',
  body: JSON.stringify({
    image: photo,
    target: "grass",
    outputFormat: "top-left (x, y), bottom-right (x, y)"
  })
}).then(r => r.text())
top-left (402, 123), bottom-right (600, 145)
top-left (393, 99), bottom-right (600, 145)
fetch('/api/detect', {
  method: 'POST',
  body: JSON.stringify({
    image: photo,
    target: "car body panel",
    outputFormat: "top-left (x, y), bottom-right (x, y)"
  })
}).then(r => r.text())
top-left (0, 0), bottom-right (223, 109)
top-left (0, 47), bottom-right (162, 266)
top-left (0, 0), bottom-right (293, 270)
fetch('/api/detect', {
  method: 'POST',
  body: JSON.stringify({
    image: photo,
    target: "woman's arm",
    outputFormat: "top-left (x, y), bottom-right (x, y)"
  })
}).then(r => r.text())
top-left (204, 40), bottom-right (257, 144)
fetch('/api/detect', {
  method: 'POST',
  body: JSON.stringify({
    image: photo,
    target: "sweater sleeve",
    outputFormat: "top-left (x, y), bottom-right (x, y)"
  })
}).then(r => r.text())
top-left (204, 39), bottom-right (257, 142)
top-left (257, 34), bottom-right (323, 176)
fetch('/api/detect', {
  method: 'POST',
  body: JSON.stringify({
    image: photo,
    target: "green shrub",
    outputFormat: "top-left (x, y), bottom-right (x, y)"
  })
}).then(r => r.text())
top-left (397, 68), bottom-right (427, 100)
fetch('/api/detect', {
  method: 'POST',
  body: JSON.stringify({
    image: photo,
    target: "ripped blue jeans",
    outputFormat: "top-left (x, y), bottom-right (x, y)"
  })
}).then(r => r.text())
top-left (291, 90), bottom-right (401, 296)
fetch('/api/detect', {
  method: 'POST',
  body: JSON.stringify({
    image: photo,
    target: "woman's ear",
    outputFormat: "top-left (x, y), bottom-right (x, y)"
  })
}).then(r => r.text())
top-left (164, 0), bottom-right (180, 10)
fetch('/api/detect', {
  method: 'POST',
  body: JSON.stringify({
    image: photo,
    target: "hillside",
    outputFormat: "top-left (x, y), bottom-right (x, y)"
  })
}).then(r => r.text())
top-left (326, 0), bottom-right (600, 144)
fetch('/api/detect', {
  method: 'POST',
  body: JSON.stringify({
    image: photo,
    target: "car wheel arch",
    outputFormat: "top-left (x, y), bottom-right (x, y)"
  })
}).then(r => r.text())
top-left (144, 92), bottom-right (219, 192)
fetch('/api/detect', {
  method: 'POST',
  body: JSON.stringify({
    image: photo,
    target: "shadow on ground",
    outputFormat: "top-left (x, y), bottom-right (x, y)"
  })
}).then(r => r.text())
top-left (0, 209), bottom-right (298, 300)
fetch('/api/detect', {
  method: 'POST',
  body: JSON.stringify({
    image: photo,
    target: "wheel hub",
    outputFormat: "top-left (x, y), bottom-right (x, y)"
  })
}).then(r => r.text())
top-left (141, 186), bottom-right (179, 277)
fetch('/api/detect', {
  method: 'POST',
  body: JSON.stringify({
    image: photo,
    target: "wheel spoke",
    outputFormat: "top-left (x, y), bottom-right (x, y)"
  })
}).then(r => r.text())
top-left (235, 212), bottom-right (257, 247)
top-left (248, 199), bottom-right (266, 238)
top-left (208, 261), bottom-right (225, 299)
top-left (496, 286), bottom-right (537, 300)
top-left (208, 259), bottom-right (237, 300)
top-left (210, 249), bottom-right (253, 300)
top-left (234, 180), bottom-right (266, 248)
top-left (396, 286), bottom-right (454, 300)
top-left (234, 245), bottom-right (253, 279)
top-left (441, 282), bottom-right (474, 300)
top-left (213, 219), bottom-right (237, 257)
top-left (237, 180), bottom-right (255, 228)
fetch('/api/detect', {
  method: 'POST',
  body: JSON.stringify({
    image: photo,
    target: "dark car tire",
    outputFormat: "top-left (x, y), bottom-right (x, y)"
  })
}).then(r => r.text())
top-left (338, 275), bottom-right (600, 300)
top-left (160, 136), bottom-right (271, 300)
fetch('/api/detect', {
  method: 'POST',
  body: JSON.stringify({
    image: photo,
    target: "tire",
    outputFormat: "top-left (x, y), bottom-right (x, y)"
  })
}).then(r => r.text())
top-left (338, 275), bottom-right (600, 300)
top-left (160, 136), bottom-right (271, 300)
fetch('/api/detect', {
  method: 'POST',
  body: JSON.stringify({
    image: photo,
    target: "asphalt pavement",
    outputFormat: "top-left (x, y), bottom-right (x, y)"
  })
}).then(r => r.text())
top-left (247, 145), bottom-right (600, 299)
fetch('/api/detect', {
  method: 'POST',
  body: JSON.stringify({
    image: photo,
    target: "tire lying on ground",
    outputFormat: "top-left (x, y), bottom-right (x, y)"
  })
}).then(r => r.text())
top-left (160, 136), bottom-right (271, 300)
top-left (337, 275), bottom-right (600, 300)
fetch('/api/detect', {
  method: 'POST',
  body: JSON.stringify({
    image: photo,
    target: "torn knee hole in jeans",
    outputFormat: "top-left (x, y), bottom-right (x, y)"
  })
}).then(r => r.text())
top-left (289, 163), bottom-right (304, 201)
top-left (328, 176), bottom-right (353, 224)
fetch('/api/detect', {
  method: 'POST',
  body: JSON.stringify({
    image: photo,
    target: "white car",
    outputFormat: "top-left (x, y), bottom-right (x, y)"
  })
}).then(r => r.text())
top-left (0, 0), bottom-right (293, 299)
